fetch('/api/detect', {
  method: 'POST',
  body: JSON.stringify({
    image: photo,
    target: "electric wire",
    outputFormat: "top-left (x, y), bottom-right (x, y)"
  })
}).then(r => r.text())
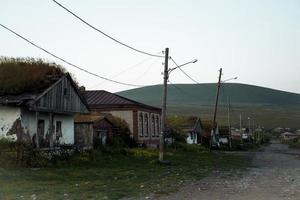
top-left (132, 58), bottom-right (159, 82)
top-left (89, 56), bottom-right (154, 88)
top-left (0, 23), bottom-right (144, 87)
top-left (220, 83), bottom-right (240, 128)
top-left (52, 0), bottom-right (164, 58)
top-left (168, 80), bottom-right (198, 117)
top-left (170, 57), bottom-right (200, 84)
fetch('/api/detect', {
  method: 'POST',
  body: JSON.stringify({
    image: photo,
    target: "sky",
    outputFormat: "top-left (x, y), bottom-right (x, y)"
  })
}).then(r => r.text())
top-left (1, 0), bottom-right (299, 93)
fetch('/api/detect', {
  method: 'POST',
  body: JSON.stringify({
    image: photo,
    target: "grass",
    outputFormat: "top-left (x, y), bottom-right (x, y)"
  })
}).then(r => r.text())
top-left (282, 139), bottom-right (300, 149)
top-left (117, 83), bottom-right (300, 129)
top-left (0, 146), bottom-right (250, 200)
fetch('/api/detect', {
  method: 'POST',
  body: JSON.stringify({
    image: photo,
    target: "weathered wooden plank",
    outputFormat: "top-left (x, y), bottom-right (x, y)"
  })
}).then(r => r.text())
top-left (33, 76), bottom-right (89, 114)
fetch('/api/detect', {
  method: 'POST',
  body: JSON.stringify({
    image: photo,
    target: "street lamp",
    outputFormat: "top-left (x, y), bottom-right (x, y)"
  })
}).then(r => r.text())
top-left (168, 59), bottom-right (198, 74)
top-left (221, 77), bottom-right (238, 83)
top-left (222, 77), bottom-right (238, 149)
top-left (210, 69), bottom-right (238, 151)
top-left (159, 47), bottom-right (198, 162)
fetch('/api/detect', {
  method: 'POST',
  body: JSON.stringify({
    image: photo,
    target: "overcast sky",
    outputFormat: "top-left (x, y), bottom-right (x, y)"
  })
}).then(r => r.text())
top-left (1, 0), bottom-right (299, 93)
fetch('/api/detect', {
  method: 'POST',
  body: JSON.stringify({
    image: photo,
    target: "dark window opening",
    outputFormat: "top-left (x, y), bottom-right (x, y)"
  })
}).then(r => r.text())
top-left (56, 121), bottom-right (62, 140)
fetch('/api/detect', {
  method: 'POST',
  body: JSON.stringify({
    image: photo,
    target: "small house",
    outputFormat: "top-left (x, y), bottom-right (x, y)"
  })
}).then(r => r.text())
top-left (183, 118), bottom-right (203, 144)
top-left (83, 90), bottom-right (162, 147)
top-left (281, 132), bottom-right (300, 141)
top-left (74, 114), bottom-right (116, 148)
top-left (0, 73), bottom-right (89, 148)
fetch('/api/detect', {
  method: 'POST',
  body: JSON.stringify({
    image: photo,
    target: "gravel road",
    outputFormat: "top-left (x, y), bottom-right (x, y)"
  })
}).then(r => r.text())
top-left (153, 141), bottom-right (300, 200)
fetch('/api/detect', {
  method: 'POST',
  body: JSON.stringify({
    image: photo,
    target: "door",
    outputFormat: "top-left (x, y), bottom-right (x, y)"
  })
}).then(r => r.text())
top-left (37, 120), bottom-right (45, 147)
top-left (96, 130), bottom-right (108, 145)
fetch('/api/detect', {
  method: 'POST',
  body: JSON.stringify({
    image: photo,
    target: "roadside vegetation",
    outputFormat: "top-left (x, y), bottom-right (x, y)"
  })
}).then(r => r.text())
top-left (282, 138), bottom-right (300, 149)
top-left (0, 139), bottom-right (250, 200)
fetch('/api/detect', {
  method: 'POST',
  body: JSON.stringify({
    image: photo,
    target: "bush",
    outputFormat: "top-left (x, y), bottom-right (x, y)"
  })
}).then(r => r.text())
top-left (169, 141), bottom-right (205, 153)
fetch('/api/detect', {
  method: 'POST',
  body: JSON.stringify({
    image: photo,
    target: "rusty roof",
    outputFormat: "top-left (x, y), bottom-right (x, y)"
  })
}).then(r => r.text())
top-left (84, 90), bottom-right (161, 112)
top-left (74, 114), bottom-right (106, 123)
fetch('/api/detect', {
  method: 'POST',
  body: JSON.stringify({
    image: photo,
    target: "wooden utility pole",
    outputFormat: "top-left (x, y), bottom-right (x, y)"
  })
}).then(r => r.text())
top-left (227, 96), bottom-right (232, 149)
top-left (210, 68), bottom-right (222, 150)
top-left (240, 114), bottom-right (243, 144)
top-left (159, 47), bottom-right (169, 162)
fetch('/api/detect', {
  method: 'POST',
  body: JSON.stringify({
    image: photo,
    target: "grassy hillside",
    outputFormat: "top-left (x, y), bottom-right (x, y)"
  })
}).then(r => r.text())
top-left (117, 83), bottom-right (300, 106)
top-left (117, 83), bottom-right (300, 129)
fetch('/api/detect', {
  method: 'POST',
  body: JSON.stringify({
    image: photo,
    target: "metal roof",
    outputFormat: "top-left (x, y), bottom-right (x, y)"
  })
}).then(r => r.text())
top-left (74, 114), bottom-right (106, 123)
top-left (85, 90), bottom-right (161, 111)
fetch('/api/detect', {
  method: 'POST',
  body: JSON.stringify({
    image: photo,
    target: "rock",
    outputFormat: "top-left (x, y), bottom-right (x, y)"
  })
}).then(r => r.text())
top-left (31, 194), bottom-right (37, 200)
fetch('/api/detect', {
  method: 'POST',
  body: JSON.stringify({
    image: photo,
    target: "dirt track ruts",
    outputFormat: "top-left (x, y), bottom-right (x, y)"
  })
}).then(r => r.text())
top-left (140, 141), bottom-right (300, 200)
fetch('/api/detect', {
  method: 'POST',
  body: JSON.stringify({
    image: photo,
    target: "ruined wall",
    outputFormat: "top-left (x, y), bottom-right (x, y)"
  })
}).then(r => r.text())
top-left (0, 105), bottom-right (21, 140)
top-left (54, 114), bottom-right (74, 144)
top-left (0, 106), bottom-right (75, 145)
top-left (106, 110), bottom-right (134, 136)
top-left (74, 123), bottom-right (93, 147)
top-left (21, 110), bottom-right (75, 145)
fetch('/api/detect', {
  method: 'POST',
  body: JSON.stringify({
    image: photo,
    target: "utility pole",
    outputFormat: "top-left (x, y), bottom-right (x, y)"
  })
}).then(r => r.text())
top-left (159, 47), bottom-right (169, 162)
top-left (210, 68), bottom-right (222, 150)
top-left (227, 96), bottom-right (232, 149)
top-left (240, 114), bottom-right (243, 144)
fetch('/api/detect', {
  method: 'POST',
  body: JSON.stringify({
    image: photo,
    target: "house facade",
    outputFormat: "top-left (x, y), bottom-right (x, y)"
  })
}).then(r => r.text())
top-left (74, 115), bottom-right (116, 148)
top-left (84, 90), bottom-right (162, 147)
top-left (183, 118), bottom-right (203, 144)
top-left (0, 74), bottom-right (89, 148)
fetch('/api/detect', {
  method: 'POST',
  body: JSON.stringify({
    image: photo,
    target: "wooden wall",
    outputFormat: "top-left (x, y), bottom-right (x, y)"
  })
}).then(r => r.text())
top-left (33, 76), bottom-right (89, 114)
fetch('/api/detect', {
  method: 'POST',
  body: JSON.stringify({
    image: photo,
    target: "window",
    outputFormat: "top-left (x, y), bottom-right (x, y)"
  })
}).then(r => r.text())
top-left (37, 120), bottom-right (45, 138)
top-left (190, 132), bottom-right (194, 140)
top-left (139, 113), bottom-right (144, 137)
top-left (63, 88), bottom-right (67, 95)
top-left (63, 88), bottom-right (70, 99)
top-left (144, 114), bottom-right (148, 137)
top-left (151, 115), bottom-right (155, 137)
top-left (56, 121), bottom-right (62, 138)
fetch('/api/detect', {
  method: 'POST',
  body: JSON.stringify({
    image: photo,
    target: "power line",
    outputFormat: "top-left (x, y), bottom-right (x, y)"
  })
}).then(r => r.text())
top-left (168, 80), bottom-right (199, 116)
top-left (52, 0), bottom-right (164, 58)
top-left (170, 57), bottom-right (200, 84)
top-left (168, 80), bottom-right (200, 102)
top-left (0, 23), bottom-right (144, 87)
top-left (89, 56), bottom-right (153, 88)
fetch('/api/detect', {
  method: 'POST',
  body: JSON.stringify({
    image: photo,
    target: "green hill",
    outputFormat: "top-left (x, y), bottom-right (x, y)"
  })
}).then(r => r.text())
top-left (117, 83), bottom-right (300, 129)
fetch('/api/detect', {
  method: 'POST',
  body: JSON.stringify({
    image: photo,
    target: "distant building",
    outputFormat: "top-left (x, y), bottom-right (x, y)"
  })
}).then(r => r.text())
top-left (182, 118), bottom-right (203, 144)
top-left (84, 90), bottom-right (161, 147)
top-left (281, 132), bottom-right (300, 141)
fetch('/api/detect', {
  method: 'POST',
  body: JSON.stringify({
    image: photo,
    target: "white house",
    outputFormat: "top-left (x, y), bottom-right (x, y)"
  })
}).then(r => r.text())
top-left (0, 73), bottom-right (89, 148)
top-left (184, 118), bottom-right (203, 144)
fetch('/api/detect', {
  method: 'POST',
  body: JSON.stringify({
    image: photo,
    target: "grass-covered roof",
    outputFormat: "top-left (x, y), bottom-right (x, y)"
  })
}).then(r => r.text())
top-left (0, 57), bottom-right (66, 96)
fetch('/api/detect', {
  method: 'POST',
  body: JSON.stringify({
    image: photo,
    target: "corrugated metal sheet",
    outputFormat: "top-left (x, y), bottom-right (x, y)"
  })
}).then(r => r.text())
top-left (85, 90), bottom-right (134, 105)
top-left (74, 114), bottom-right (105, 123)
top-left (85, 90), bottom-right (161, 112)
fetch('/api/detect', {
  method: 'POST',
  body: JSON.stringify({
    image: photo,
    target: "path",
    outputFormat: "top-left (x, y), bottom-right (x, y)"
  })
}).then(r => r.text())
top-left (157, 141), bottom-right (300, 200)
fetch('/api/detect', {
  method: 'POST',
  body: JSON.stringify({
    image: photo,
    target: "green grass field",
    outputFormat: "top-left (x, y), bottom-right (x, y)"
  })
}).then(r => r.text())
top-left (0, 146), bottom-right (249, 200)
top-left (117, 83), bottom-right (300, 129)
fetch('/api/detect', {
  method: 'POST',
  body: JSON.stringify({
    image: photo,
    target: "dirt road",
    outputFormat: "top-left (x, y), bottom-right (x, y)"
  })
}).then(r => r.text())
top-left (156, 141), bottom-right (300, 200)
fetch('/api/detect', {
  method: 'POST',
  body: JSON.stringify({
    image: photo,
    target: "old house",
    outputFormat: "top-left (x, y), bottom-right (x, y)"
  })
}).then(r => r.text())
top-left (74, 114), bottom-right (116, 148)
top-left (182, 118), bottom-right (203, 144)
top-left (84, 90), bottom-right (162, 147)
top-left (0, 73), bottom-right (89, 148)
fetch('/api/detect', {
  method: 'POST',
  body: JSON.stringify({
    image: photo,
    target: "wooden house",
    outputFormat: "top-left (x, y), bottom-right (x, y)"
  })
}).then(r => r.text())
top-left (74, 114), bottom-right (116, 148)
top-left (83, 90), bottom-right (162, 147)
top-left (182, 118), bottom-right (203, 144)
top-left (0, 73), bottom-right (89, 148)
